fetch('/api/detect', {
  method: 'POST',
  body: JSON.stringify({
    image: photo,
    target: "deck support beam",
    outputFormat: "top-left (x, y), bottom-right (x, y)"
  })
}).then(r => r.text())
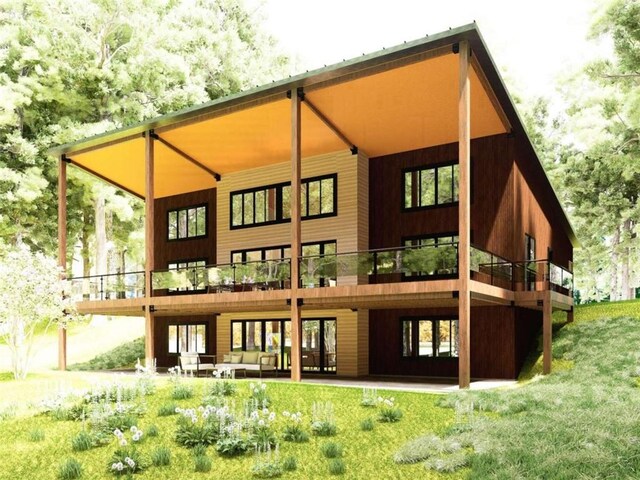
top-left (543, 290), bottom-right (552, 374)
top-left (457, 41), bottom-right (471, 389)
top-left (290, 88), bottom-right (303, 382)
top-left (58, 156), bottom-right (67, 371)
top-left (144, 131), bottom-right (156, 366)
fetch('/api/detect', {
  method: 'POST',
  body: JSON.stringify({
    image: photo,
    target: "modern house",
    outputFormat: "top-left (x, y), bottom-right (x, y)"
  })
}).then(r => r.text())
top-left (50, 24), bottom-right (576, 388)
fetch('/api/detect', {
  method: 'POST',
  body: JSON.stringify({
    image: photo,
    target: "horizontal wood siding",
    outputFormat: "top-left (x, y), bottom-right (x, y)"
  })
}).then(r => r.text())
top-left (154, 315), bottom-right (217, 368)
top-left (154, 189), bottom-right (217, 269)
top-left (217, 151), bottom-right (361, 267)
top-left (369, 306), bottom-right (534, 379)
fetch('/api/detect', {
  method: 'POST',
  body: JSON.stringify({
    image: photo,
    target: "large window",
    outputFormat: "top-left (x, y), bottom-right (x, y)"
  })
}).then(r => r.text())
top-left (168, 205), bottom-right (207, 240)
top-left (403, 234), bottom-right (459, 277)
top-left (401, 318), bottom-right (458, 358)
top-left (230, 174), bottom-right (337, 228)
top-left (167, 259), bottom-right (207, 292)
top-left (403, 163), bottom-right (460, 209)
top-left (168, 324), bottom-right (207, 354)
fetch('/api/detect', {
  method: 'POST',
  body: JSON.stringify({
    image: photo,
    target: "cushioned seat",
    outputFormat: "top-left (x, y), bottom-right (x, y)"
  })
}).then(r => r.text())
top-left (215, 351), bottom-right (278, 378)
top-left (179, 352), bottom-right (216, 377)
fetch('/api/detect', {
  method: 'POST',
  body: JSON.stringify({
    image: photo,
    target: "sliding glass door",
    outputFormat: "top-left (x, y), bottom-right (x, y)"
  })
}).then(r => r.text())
top-left (231, 318), bottom-right (336, 373)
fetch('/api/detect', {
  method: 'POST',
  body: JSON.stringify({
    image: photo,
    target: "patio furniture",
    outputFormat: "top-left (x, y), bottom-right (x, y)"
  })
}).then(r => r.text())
top-left (215, 351), bottom-right (278, 378)
top-left (179, 352), bottom-right (217, 377)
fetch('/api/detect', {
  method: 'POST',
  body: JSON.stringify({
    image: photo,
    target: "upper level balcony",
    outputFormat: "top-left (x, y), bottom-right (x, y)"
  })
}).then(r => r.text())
top-left (68, 243), bottom-right (573, 315)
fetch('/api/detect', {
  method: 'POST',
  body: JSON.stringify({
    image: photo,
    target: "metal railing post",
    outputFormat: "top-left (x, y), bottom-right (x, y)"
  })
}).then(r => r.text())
top-left (100, 275), bottom-right (104, 300)
top-left (373, 251), bottom-right (378, 283)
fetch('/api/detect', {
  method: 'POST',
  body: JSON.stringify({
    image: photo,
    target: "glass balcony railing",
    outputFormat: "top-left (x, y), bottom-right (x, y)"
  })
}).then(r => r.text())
top-left (69, 271), bottom-right (145, 301)
top-left (299, 242), bottom-right (459, 288)
top-left (68, 244), bottom-right (573, 302)
top-left (151, 259), bottom-right (291, 294)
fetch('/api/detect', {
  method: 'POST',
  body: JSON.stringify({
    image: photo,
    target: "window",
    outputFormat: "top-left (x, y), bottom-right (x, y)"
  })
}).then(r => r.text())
top-left (525, 234), bottom-right (537, 291)
top-left (167, 259), bottom-right (207, 292)
top-left (403, 234), bottom-right (459, 277)
top-left (403, 163), bottom-right (460, 209)
top-left (230, 174), bottom-right (337, 228)
top-left (168, 205), bottom-right (207, 240)
top-left (168, 324), bottom-right (207, 354)
top-left (401, 318), bottom-right (458, 358)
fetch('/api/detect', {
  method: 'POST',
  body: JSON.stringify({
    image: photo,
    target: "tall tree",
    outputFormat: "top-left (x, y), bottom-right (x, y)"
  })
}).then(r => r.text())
top-left (0, 0), bottom-right (289, 276)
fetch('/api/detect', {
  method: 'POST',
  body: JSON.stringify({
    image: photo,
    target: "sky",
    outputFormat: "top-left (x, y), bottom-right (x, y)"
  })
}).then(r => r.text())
top-left (248, 0), bottom-right (612, 104)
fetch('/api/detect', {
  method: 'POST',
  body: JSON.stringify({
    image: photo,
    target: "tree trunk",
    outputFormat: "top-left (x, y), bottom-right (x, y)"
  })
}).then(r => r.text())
top-left (620, 219), bottom-right (633, 300)
top-left (95, 193), bottom-right (107, 276)
top-left (610, 227), bottom-right (620, 301)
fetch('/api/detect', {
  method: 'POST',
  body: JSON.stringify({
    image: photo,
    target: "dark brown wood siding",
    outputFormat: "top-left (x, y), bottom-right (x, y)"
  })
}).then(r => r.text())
top-left (369, 133), bottom-right (573, 268)
top-left (153, 188), bottom-right (217, 269)
top-left (154, 315), bottom-right (217, 369)
top-left (369, 306), bottom-right (540, 379)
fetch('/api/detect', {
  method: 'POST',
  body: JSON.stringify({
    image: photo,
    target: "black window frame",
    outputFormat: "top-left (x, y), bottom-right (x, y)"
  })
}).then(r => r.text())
top-left (167, 257), bottom-right (208, 294)
top-left (400, 316), bottom-right (459, 359)
top-left (167, 204), bottom-right (208, 241)
top-left (230, 173), bottom-right (338, 229)
top-left (168, 322), bottom-right (208, 355)
top-left (402, 160), bottom-right (473, 211)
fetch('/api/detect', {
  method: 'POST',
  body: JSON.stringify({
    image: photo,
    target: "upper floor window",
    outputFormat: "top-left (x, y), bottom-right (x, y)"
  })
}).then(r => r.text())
top-left (403, 163), bottom-right (459, 209)
top-left (231, 174), bottom-right (337, 229)
top-left (168, 205), bottom-right (207, 240)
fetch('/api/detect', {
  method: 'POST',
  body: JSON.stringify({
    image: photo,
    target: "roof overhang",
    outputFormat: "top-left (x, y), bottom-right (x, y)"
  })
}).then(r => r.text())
top-left (49, 23), bottom-right (578, 247)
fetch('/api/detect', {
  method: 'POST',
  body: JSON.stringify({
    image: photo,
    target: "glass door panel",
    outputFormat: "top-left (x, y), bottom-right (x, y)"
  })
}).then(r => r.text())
top-left (302, 320), bottom-right (320, 372)
top-left (323, 320), bottom-right (337, 372)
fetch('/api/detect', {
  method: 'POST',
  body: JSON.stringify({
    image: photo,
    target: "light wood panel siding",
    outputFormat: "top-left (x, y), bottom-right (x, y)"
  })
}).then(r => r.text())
top-left (217, 150), bottom-right (362, 269)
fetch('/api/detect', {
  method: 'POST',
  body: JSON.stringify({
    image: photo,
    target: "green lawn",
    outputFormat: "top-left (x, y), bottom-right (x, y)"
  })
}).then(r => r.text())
top-left (0, 375), bottom-right (457, 480)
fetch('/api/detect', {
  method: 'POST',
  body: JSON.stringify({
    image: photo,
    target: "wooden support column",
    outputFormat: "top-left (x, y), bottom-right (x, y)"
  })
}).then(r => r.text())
top-left (58, 156), bottom-right (67, 371)
top-left (567, 307), bottom-right (574, 323)
top-left (144, 132), bottom-right (156, 366)
top-left (543, 290), bottom-right (552, 374)
top-left (290, 89), bottom-right (303, 382)
top-left (457, 41), bottom-right (471, 389)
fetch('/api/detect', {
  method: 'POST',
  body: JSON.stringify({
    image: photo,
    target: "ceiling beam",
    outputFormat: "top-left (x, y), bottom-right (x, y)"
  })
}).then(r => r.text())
top-left (150, 132), bottom-right (221, 181)
top-left (64, 155), bottom-right (144, 200)
top-left (299, 93), bottom-right (358, 155)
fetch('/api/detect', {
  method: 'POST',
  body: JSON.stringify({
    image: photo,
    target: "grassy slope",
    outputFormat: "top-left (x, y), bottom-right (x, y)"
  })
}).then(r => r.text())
top-left (431, 299), bottom-right (640, 479)
top-left (0, 377), bottom-right (457, 480)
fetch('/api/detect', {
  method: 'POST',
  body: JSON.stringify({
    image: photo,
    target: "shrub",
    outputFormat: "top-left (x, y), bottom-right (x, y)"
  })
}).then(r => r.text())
top-left (311, 401), bottom-right (337, 436)
top-left (328, 458), bottom-right (346, 475)
top-left (89, 403), bottom-right (145, 434)
top-left (282, 411), bottom-right (309, 443)
top-left (157, 402), bottom-right (178, 417)
top-left (209, 379), bottom-right (237, 397)
top-left (393, 434), bottom-right (461, 464)
top-left (192, 444), bottom-right (208, 457)
top-left (252, 444), bottom-right (282, 478)
top-left (151, 447), bottom-right (171, 467)
top-left (58, 458), bottom-right (83, 480)
top-left (194, 455), bottom-right (212, 473)
top-left (361, 387), bottom-right (378, 407)
top-left (215, 435), bottom-right (249, 457)
top-left (377, 397), bottom-right (402, 423)
top-left (69, 337), bottom-right (144, 371)
top-left (172, 384), bottom-right (194, 400)
top-left (174, 406), bottom-right (228, 448)
top-left (108, 447), bottom-right (148, 476)
top-left (71, 430), bottom-right (109, 452)
top-left (359, 418), bottom-right (375, 431)
top-left (424, 451), bottom-right (468, 473)
top-left (282, 456), bottom-right (297, 472)
top-left (147, 424), bottom-right (159, 437)
top-left (29, 428), bottom-right (45, 442)
top-left (321, 441), bottom-right (344, 459)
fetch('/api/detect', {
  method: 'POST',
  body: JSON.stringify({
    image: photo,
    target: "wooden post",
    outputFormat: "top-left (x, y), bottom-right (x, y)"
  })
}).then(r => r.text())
top-left (144, 132), bottom-right (156, 365)
top-left (543, 290), bottom-right (552, 374)
top-left (58, 156), bottom-right (67, 371)
top-left (567, 307), bottom-right (574, 323)
top-left (457, 41), bottom-right (471, 389)
top-left (290, 89), bottom-right (302, 382)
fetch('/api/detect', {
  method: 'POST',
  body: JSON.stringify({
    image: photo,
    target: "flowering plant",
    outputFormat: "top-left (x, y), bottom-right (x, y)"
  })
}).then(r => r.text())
top-left (376, 396), bottom-right (403, 423)
top-left (175, 405), bottom-right (234, 448)
top-left (249, 382), bottom-right (270, 408)
top-left (311, 401), bottom-right (337, 436)
top-left (246, 407), bottom-right (277, 447)
top-left (108, 427), bottom-right (148, 476)
top-left (281, 411), bottom-right (309, 443)
top-left (361, 387), bottom-right (378, 407)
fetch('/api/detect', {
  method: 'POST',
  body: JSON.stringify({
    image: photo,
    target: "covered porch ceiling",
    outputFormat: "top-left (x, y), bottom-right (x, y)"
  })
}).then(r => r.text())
top-left (60, 28), bottom-right (508, 199)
